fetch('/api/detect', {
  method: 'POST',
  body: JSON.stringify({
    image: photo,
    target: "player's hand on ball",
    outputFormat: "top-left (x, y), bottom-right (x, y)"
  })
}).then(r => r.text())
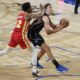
top-left (60, 18), bottom-right (69, 28)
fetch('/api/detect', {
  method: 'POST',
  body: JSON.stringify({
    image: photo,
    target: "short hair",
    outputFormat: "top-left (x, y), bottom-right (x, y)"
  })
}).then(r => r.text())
top-left (44, 3), bottom-right (51, 9)
top-left (22, 2), bottom-right (31, 12)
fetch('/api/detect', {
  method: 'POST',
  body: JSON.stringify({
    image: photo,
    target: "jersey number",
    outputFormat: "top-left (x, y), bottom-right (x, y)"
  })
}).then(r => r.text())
top-left (16, 20), bottom-right (22, 28)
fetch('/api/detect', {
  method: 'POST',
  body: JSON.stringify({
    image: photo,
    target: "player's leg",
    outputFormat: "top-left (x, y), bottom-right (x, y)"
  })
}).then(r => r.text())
top-left (31, 34), bottom-right (61, 70)
top-left (29, 32), bottom-right (69, 72)
top-left (37, 48), bottom-right (45, 69)
top-left (0, 46), bottom-right (13, 56)
top-left (40, 42), bottom-right (69, 72)
top-left (74, 0), bottom-right (80, 14)
top-left (0, 33), bottom-right (17, 56)
top-left (22, 31), bottom-right (38, 74)
top-left (0, 40), bottom-right (17, 56)
top-left (30, 43), bottom-right (40, 77)
top-left (19, 38), bottom-right (40, 76)
top-left (0, 32), bottom-right (17, 55)
top-left (37, 48), bottom-right (45, 61)
top-left (0, 31), bottom-right (19, 56)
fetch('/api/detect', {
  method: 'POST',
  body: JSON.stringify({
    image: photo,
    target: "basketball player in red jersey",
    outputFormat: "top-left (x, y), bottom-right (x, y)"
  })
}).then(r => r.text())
top-left (9, 3), bottom-right (32, 49)
top-left (0, 2), bottom-right (32, 54)
top-left (0, 2), bottom-right (40, 77)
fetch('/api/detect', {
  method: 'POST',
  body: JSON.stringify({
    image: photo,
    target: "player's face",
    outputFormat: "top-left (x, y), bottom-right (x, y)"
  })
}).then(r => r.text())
top-left (46, 6), bottom-right (53, 15)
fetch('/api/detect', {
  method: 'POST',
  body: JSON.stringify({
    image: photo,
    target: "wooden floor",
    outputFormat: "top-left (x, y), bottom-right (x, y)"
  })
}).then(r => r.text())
top-left (0, 0), bottom-right (80, 80)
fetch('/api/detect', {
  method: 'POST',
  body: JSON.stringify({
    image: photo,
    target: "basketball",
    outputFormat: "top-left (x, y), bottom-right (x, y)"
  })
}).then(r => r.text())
top-left (60, 18), bottom-right (69, 28)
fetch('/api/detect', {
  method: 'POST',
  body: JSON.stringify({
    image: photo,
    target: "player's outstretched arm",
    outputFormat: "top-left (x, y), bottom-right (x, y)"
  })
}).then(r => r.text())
top-left (27, 4), bottom-right (44, 19)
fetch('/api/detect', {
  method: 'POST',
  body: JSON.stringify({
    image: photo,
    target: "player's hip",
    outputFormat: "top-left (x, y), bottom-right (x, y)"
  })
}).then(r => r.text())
top-left (27, 31), bottom-right (44, 46)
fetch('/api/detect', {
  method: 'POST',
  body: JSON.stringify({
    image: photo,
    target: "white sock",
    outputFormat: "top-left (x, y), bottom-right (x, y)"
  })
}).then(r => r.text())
top-left (30, 43), bottom-right (37, 73)
top-left (32, 66), bottom-right (37, 73)
top-left (0, 46), bottom-right (11, 56)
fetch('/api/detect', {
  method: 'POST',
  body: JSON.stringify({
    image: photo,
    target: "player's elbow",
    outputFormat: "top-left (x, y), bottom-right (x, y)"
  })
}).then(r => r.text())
top-left (47, 32), bottom-right (51, 35)
top-left (46, 30), bottom-right (50, 35)
top-left (45, 27), bottom-right (55, 35)
top-left (46, 30), bottom-right (53, 35)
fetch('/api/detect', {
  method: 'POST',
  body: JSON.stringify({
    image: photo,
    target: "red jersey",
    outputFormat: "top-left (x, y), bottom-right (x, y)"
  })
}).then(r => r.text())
top-left (14, 11), bottom-right (30, 33)
top-left (8, 11), bottom-right (30, 49)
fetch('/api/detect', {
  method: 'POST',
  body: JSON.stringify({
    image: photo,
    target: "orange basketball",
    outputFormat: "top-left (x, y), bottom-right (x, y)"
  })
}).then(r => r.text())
top-left (60, 18), bottom-right (69, 28)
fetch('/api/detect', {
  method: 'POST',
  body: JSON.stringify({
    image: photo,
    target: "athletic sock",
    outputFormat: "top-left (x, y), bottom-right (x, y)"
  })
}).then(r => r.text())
top-left (0, 47), bottom-right (10, 55)
top-left (37, 57), bottom-right (40, 63)
top-left (52, 59), bottom-right (60, 68)
top-left (30, 43), bottom-right (37, 73)
top-left (32, 65), bottom-right (37, 73)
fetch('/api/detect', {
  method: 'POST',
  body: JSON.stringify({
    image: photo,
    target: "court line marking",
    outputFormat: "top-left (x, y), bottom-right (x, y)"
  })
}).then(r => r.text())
top-left (35, 45), bottom-right (80, 80)
top-left (36, 45), bottom-right (80, 56)
top-left (52, 46), bottom-right (80, 55)
top-left (45, 45), bottom-right (80, 61)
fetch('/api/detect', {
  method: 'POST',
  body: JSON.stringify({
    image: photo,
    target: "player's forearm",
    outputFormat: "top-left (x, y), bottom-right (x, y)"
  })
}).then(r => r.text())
top-left (53, 25), bottom-right (64, 33)
top-left (50, 22), bottom-right (57, 29)
top-left (47, 25), bottom-right (63, 35)
top-left (32, 14), bottom-right (41, 18)
top-left (29, 13), bottom-right (42, 19)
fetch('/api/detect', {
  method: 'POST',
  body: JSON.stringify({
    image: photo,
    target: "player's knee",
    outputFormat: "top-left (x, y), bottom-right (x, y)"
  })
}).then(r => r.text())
top-left (41, 43), bottom-right (50, 51)
top-left (44, 44), bottom-right (50, 51)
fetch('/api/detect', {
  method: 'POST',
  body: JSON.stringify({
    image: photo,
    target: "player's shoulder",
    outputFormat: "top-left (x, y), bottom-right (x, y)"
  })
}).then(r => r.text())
top-left (42, 13), bottom-right (49, 18)
top-left (17, 11), bottom-right (26, 19)
top-left (42, 15), bottom-right (49, 22)
top-left (18, 11), bottom-right (24, 16)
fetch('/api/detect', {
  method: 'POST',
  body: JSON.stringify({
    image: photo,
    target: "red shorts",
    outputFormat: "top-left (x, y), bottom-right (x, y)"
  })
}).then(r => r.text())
top-left (8, 31), bottom-right (30, 49)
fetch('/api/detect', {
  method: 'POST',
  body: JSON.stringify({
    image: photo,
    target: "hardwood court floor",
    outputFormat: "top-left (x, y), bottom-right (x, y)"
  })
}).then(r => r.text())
top-left (0, 0), bottom-right (80, 80)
